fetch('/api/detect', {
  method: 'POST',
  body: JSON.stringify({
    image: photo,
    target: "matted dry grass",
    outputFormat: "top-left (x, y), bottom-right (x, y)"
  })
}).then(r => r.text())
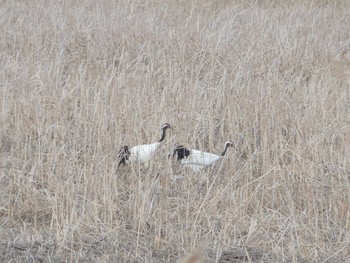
top-left (1, 0), bottom-right (350, 262)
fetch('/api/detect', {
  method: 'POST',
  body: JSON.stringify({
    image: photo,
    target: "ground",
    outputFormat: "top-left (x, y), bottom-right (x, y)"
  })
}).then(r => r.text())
top-left (1, 0), bottom-right (350, 262)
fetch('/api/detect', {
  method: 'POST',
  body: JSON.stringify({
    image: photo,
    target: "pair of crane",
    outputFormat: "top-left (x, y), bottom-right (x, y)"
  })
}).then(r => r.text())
top-left (117, 123), bottom-right (233, 172)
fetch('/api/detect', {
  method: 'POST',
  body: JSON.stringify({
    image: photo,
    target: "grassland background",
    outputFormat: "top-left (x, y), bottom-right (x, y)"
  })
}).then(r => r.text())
top-left (1, 0), bottom-right (350, 262)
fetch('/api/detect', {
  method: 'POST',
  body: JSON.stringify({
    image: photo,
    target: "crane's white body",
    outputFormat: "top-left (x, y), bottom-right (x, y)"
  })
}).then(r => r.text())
top-left (174, 141), bottom-right (233, 172)
top-left (125, 123), bottom-right (171, 166)
top-left (180, 150), bottom-right (222, 172)
top-left (129, 142), bottom-right (160, 164)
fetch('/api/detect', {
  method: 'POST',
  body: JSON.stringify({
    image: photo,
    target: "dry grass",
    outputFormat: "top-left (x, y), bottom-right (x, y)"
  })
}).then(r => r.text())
top-left (1, 0), bottom-right (350, 262)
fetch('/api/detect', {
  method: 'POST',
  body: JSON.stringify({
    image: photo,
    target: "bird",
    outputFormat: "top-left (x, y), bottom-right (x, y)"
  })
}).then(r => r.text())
top-left (128, 123), bottom-right (172, 165)
top-left (117, 146), bottom-right (130, 167)
top-left (172, 141), bottom-right (233, 172)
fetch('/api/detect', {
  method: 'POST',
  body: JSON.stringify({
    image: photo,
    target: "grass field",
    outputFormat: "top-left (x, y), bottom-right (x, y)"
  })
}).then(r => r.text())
top-left (1, 0), bottom-right (350, 262)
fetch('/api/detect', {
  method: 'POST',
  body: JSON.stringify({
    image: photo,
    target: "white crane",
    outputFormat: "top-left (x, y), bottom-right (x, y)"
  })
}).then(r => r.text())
top-left (127, 123), bottom-right (172, 165)
top-left (172, 141), bottom-right (233, 172)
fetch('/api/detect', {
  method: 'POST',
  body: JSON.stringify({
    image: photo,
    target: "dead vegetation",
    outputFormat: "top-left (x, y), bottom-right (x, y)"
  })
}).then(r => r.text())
top-left (1, 0), bottom-right (350, 262)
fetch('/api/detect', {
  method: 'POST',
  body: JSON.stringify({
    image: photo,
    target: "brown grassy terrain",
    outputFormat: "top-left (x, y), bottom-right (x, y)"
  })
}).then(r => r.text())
top-left (1, 0), bottom-right (350, 262)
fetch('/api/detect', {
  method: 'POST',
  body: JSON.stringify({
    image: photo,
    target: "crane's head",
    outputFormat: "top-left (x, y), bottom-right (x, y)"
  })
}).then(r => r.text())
top-left (161, 123), bottom-right (172, 130)
top-left (221, 141), bottom-right (234, 156)
top-left (225, 141), bottom-right (234, 148)
top-left (159, 123), bottom-right (172, 142)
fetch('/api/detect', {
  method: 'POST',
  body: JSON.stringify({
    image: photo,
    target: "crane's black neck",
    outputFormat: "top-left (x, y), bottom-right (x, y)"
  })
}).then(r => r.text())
top-left (221, 143), bottom-right (230, 156)
top-left (159, 127), bottom-right (168, 142)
